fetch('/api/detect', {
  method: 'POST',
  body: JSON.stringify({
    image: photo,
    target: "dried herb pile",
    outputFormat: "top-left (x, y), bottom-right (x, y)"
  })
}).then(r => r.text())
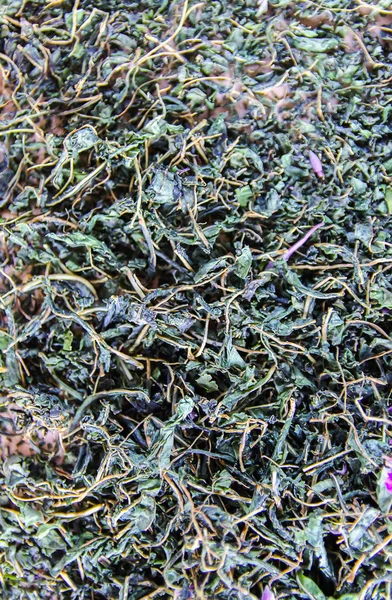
top-left (0, 0), bottom-right (392, 598)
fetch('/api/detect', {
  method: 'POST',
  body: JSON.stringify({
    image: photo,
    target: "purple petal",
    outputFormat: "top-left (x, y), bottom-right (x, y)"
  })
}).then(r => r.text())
top-left (261, 586), bottom-right (275, 600)
top-left (282, 222), bottom-right (324, 262)
top-left (309, 150), bottom-right (324, 178)
top-left (386, 470), bottom-right (392, 492)
top-left (266, 222), bottom-right (324, 269)
top-left (335, 463), bottom-right (347, 476)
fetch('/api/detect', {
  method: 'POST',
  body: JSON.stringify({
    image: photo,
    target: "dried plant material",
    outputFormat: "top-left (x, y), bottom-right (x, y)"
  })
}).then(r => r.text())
top-left (261, 585), bottom-right (275, 600)
top-left (309, 150), bottom-right (324, 178)
top-left (0, 0), bottom-right (391, 598)
top-left (0, 407), bottom-right (64, 463)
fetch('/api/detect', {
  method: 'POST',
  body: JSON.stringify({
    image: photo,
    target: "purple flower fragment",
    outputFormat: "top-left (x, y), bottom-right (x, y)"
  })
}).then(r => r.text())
top-left (266, 222), bottom-right (324, 269)
top-left (385, 470), bottom-right (392, 492)
top-left (281, 222), bottom-right (324, 262)
top-left (335, 463), bottom-right (347, 476)
top-left (261, 586), bottom-right (275, 600)
top-left (309, 150), bottom-right (324, 178)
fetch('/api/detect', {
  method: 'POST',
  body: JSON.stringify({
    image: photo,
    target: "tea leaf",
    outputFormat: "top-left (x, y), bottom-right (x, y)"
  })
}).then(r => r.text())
top-left (297, 574), bottom-right (327, 600)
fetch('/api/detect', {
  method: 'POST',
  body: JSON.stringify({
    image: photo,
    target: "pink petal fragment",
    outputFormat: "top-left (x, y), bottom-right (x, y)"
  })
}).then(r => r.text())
top-left (266, 222), bottom-right (324, 269)
top-left (282, 221), bottom-right (324, 262)
top-left (309, 150), bottom-right (324, 178)
top-left (261, 586), bottom-right (275, 600)
top-left (386, 470), bottom-right (392, 492)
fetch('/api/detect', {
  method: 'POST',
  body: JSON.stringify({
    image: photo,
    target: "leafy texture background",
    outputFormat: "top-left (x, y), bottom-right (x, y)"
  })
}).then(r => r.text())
top-left (0, 0), bottom-right (391, 598)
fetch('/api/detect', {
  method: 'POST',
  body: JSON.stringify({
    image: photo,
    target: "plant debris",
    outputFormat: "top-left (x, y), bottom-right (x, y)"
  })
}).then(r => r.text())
top-left (0, 0), bottom-right (392, 599)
